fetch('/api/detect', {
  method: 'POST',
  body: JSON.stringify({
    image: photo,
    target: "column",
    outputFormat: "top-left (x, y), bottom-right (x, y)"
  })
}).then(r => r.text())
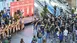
top-left (27, 6), bottom-right (29, 15)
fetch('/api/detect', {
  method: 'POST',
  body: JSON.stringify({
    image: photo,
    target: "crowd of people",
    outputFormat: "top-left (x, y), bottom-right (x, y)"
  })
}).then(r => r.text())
top-left (0, 8), bottom-right (24, 43)
top-left (0, 7), bottom-right (77, 43)
top-left (32, 14), bottom-right (77, 43)
top-left (0, 9), bottom-right (12, 43)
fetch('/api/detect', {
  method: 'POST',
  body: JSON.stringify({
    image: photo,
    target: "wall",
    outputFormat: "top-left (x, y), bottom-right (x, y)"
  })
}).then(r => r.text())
top-left (10, 0), bottom-right (34, 17)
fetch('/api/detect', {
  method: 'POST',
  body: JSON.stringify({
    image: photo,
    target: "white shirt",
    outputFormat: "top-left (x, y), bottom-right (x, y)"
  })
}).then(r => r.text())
top-left (63, 29), bottom-right (68, 36)
top-left (56, 31), bottom-right (59, 36)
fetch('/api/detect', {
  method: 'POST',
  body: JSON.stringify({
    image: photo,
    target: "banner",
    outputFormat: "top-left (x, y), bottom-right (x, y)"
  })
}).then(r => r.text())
top-left (10, 0), bottom-right (34, 17)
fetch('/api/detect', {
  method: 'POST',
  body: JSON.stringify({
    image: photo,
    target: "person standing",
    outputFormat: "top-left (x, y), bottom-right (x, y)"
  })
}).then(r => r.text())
top-left (60, 24), bottom-right (65, 33)
top-left (42, 38), bottom-right (46, 43)
top-left (37, 30), bottom-right (42, 43)
top-left (31, 35), bottom-right (37, 43)
top-left (4, 38), bottom-right (9, 43)
top-left (63, 28), bottom-right (68, 42)
top-left (59, 31), bottom-right (63, 43)
top-left (20, 38), bottom-right (25, 43)
top-left (33, 18), bottom-right (37, 30)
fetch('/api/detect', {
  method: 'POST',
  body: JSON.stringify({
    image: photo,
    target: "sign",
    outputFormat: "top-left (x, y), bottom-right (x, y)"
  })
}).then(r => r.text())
top-left (10, 0), bottom-right (34, 17)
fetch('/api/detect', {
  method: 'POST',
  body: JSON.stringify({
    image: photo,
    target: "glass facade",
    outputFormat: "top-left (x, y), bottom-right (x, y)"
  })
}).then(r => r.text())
top-left (0, 0), bottom-right (12, 11)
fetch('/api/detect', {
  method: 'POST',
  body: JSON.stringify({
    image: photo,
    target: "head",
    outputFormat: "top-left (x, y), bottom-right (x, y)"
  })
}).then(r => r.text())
top-left (1, 10), bottom-right (4, 14)
top-left (20, 38), bottom-right (24, 43)
top-left (14, 12), bottom-right (17, 15)
top-left (21, 38), bottom-right (23, 41)
top-left (33, 35), bottom-right (36, 38)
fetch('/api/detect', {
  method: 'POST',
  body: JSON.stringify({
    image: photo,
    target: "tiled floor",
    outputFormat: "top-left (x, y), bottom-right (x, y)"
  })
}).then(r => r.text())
top-left (11, 16), bottom-right (38, 43)
top-left (10, 24), bottom-right (76, 43)
top-left (11, 25), bottom-right (33, 43)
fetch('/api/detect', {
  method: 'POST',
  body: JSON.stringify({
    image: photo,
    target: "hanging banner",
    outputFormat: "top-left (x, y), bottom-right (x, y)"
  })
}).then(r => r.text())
top-left (56, 7), bottom-right (60, 17)
top-left (47, 4), bottom-right (54, 15)
top-left (10, 0), bottom-right (34, 17)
